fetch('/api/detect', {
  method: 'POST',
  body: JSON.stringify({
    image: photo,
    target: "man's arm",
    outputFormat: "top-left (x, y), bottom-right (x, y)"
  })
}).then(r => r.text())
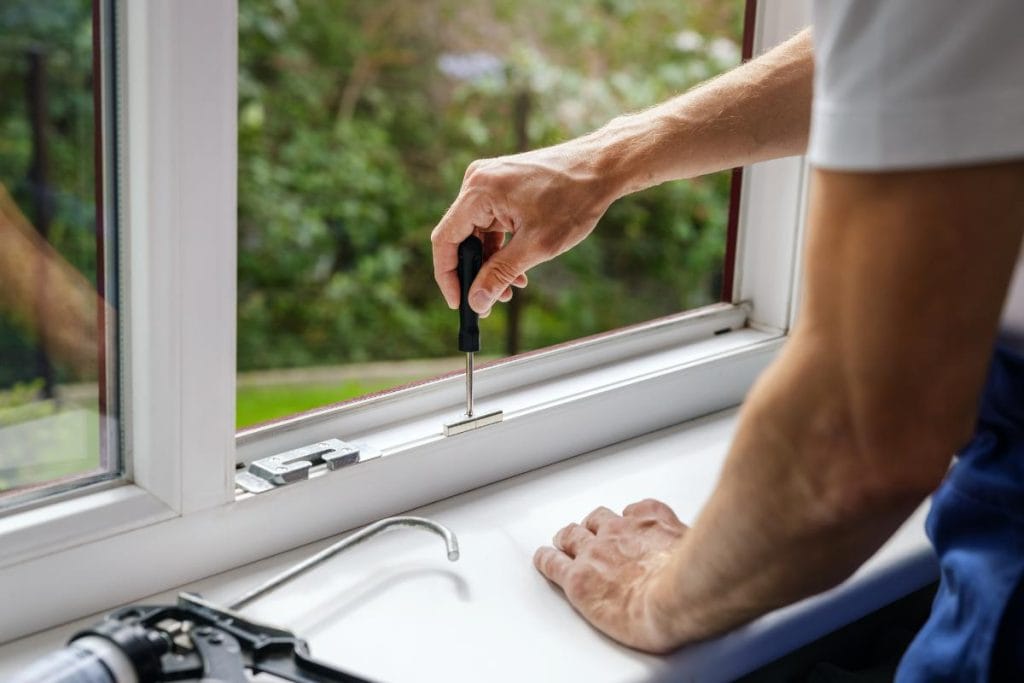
top-left (534, 163), bottom-right (1024, 652)
top-left (431, 29), bottom-right (813, 316)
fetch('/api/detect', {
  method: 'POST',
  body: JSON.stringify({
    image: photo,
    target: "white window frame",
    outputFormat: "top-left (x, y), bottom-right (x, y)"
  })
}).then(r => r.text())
top-left (0, 0), bottom-right (812, 644)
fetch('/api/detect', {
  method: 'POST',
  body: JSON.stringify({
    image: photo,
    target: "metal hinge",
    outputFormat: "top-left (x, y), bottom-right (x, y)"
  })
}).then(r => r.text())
top-left (235, 438), bottom-right (381, 494)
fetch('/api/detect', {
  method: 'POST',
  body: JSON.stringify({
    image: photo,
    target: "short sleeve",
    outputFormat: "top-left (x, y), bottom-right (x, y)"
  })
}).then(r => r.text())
top-left (808, 0), bottom-right (1024, 171)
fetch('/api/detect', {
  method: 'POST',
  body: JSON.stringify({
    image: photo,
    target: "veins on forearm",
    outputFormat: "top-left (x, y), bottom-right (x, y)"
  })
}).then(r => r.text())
top-left (585, 29), bottom-right (813, 202)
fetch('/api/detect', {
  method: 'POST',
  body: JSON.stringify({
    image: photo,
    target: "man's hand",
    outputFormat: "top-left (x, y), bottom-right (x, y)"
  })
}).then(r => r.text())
top-left (431, 141), bottom-right (617, 317)
top-left (533, 499), bottom-right (690, 653)
top-left (532, 163), bottom-right (1024, 659)
top-left (430, 30), bottom-right (814, 318)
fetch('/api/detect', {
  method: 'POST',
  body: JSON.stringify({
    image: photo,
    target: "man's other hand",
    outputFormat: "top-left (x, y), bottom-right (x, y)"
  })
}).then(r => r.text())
top-left (431, 142), bottom-right (615, 317)
top-left (533, 499), bottom-right (690, 653)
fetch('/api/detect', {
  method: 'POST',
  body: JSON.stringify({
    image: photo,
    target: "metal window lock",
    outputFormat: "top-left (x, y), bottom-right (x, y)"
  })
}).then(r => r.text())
top-left (235, 438), bottom-right (379, 494)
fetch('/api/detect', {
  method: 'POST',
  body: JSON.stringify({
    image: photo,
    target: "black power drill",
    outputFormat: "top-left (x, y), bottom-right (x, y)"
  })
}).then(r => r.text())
top-left (10, 592), bottom-right (371, 682)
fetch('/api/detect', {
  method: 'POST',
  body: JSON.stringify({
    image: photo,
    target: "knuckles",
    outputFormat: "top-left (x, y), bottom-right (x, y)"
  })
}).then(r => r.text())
top-left (624, 498), bottom-right (675, 520)
top-left (563, 566), bottom-right (595, 598)
top-left (463, 158), bottom-right (497, 188)
top-left (535, 548), bottom-right (557, 577)
top-left (553, 523), bottom-right (577, 547)
top-left (463, 159), bottom-right (484, 182)
top-left (598, 516), bottom-right (629, 535)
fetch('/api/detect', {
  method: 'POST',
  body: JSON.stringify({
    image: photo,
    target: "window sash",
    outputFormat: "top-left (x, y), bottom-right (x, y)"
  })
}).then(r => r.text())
top-left (0, 0), bottom-right (813, 645)
top-left (234, 0), bottom-right (813, 467)
top-left (237, 303), bottom-right (748, 462)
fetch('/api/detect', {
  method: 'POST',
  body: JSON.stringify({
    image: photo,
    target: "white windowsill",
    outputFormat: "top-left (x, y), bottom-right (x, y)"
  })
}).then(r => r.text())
top-left (0, 484), bottom-right (173, 570)
top-left (0, 320), bottom-right (780, 643)
top-left (0, 410), bottom-right (937, 683)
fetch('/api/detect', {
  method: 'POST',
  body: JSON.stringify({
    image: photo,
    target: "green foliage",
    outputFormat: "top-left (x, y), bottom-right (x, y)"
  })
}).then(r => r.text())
top-left (237, 0), bottom-right (743, 370)
top-left (0, 0), bottom-right (96, 278)
top-left (0, 402), bottom-right (100, 492)
top-left (1, 0), bottom-right (744, 383)
top-left (0, 0), bottom-right (744, 433)
top-left (0, 379), bottom-right (46, 416)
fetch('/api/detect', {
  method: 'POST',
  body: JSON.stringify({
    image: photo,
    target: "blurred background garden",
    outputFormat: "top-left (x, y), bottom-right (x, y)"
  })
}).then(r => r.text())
top-left (0, 0), bottom-right (743, 487)
top-left (236, 0), bottom-right (743, 425)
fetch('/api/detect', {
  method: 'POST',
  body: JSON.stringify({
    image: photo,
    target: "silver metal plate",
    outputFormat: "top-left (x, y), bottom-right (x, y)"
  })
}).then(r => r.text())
top-left (249, 438), bottom-right (356, 483)
top-left (322, 442), bottom-right (360, 469)
top-left (325, 441), bottom-right (383, 469)
top-left (443, 409), bottom-right (504, 436)
top-left (239, 438), bottom-right (367, 492)
top-left (235, 470), bottom-right (275, 494)
top-left (235, 438), bottom-right (386, 494)
top-left (250, 458), bottom-right (312, 485)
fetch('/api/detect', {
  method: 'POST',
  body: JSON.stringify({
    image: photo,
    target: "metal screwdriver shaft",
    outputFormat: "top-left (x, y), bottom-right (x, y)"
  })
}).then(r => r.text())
top-left (443, 236), bottom-right (503, 436)
top-left (466, 351), bottom-right (474, 417)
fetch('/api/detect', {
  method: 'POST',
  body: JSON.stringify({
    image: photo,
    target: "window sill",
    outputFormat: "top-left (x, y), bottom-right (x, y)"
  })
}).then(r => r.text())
top-left (0, 314), bottom-right (780, 643)
top-left (0, 410), bottom-right (936, 682)
top-left (0, 484), bottom-right (173, 570)
top-left (234, 305), bottom-right (774, 509)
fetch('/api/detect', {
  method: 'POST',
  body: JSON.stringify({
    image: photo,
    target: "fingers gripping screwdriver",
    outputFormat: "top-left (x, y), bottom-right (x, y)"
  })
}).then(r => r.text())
top-left (443, 236), bottom-right (503, 436)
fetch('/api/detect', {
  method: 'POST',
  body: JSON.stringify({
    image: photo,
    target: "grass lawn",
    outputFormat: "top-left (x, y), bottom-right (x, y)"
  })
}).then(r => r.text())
top-left (0, 405), bottom-right (101, 494)
top-left (236, 379), bottom-right (408, 428)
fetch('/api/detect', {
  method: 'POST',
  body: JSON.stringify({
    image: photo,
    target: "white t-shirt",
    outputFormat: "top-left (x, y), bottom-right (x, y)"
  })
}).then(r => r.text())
top-left (808, 0), bottom-right (1024, 344)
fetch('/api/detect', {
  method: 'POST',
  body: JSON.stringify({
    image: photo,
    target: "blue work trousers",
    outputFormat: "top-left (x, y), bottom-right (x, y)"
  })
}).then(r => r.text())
top-left (897, 344), bottom-right (1024, 681)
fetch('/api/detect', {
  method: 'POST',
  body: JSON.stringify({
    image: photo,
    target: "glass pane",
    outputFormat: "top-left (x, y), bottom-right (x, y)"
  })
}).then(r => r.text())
top-left (0, 1), bottom-right (119, 505)
top-left (237, 0), bottom-right (743, 429)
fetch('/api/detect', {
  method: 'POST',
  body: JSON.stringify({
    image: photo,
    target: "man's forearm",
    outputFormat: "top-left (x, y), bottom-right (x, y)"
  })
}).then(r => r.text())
top-left (648, 164), bottom-right (1024, 644)
top-left (584, 28), bottom-right (813, 203)
top-left (431, 29), bottom-right (813, 314)
top-left (649, 333), bottom-right (928, 641)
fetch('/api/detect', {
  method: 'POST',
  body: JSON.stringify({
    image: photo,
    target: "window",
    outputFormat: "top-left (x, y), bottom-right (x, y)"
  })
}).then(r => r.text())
top-left (0, 0), bottom-right (119, 508)
top-left (236, 0), bottom-right (745, 429)
top-left (0, 0), bottom-right (814, 647)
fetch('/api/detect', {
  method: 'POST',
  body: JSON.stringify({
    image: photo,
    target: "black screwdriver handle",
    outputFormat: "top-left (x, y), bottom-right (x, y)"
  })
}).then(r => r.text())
top-left (457, 235), bottom-right (483, 353)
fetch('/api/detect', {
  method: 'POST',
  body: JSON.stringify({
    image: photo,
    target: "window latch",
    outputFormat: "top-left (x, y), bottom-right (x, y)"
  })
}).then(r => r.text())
top-left (235, 438), bottom-right (380, 494)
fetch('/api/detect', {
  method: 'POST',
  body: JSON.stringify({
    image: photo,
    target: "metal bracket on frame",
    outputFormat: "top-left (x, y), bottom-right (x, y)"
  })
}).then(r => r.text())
top-left (235, 438), bottom-right (381, 494)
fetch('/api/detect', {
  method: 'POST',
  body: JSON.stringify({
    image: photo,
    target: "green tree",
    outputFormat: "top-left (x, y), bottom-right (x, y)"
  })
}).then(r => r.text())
top-left (236, 0), bottom-right (744, 370)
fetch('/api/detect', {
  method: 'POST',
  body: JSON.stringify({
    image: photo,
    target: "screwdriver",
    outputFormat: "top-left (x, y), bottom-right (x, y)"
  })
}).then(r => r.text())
top-left (443, 235), bottom-right (503, 436)
top-left (457, 235), bottom-right (483, 417)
